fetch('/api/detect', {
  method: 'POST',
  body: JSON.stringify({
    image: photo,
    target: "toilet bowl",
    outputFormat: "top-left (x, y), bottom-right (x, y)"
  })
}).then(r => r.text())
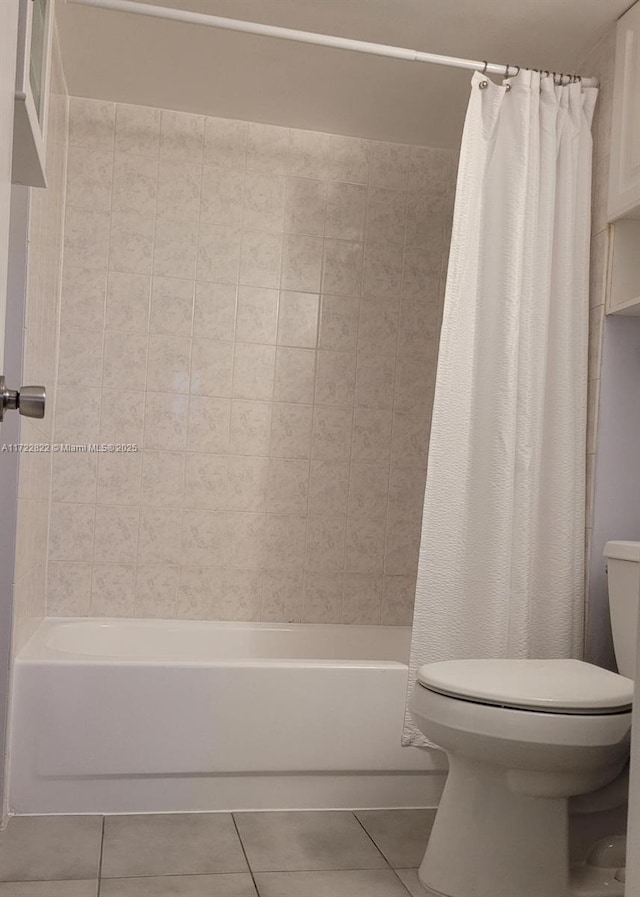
top-left (409, 541), bottom-right (640, 897)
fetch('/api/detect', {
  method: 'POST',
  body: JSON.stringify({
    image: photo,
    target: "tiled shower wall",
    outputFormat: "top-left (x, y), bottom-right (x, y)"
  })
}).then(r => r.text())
top-left (47, 97), bottom-right (456, 624)
top-left (13, 35), bottom-right (68, 653)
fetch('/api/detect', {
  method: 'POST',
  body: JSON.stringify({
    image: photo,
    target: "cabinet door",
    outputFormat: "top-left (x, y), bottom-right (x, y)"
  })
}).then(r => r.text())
top-left (609, 0), bottom-right (640, 221)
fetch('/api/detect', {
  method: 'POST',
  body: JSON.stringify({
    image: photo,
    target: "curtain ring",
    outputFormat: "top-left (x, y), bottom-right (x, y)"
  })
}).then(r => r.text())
top-left (482, 61), bottom-right (488, 75)
top-left (504, 63), bottom-right (510, 78)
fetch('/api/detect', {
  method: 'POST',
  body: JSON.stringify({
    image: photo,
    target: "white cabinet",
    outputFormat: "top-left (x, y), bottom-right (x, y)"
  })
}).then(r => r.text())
top-left (608, 0), bottom-right (640, 222)
top-left (606, 220), bottom-right (640, 315)
top-left (12, 0), bottom-right (54, 188)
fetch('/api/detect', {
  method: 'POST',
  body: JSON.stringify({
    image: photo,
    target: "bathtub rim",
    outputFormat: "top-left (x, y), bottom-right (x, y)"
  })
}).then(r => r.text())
top-left (17, 616), bottom-right (413, 665)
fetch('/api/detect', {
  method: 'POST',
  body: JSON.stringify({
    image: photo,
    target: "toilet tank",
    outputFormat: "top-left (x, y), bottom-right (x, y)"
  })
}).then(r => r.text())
top-left (604, 541), bottom-right (640, 679)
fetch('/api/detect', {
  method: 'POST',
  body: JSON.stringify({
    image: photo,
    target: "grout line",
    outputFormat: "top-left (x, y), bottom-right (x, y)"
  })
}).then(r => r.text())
top-left (391, 866), bottom-right (421, 896)
top-left (350, 811), bottom-right (393, 868)
top-left (231, 813), bottom-right (260, 896)
top-left (96, 815), bottom-right (106, 895)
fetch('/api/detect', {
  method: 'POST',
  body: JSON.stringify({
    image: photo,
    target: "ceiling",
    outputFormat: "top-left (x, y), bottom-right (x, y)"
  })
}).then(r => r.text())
top-left (56, 0), bottom-right (630, 148)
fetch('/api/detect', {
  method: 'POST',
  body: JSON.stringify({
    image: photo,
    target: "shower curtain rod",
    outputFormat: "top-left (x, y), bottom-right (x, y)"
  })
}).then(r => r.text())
top-left (67, 0), bottom-right (598, 87)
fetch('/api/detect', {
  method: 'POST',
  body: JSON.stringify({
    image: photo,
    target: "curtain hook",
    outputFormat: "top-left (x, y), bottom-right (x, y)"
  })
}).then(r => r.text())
top-left (504, 63), bottom-right (510, 78)
top-left (482, 61), bottom-right (488, 75)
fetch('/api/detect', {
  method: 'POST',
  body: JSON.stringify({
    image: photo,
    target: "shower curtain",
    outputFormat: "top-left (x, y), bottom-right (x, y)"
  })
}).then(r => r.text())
top-left (403, 70), bottom-right (598, 746)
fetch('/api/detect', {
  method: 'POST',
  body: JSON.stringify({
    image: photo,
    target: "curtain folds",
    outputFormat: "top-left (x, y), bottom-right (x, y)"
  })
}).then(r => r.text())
top-left (403, 70), bottom-right (598, 747)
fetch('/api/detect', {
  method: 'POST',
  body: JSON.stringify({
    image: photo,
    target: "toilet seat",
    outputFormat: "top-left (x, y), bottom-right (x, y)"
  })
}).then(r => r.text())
top-left (417, 659), bottom-right (634, 715)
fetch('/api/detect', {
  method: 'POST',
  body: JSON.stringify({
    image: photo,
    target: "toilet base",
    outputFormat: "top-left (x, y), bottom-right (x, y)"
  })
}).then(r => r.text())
top-left (419, 754), bottom-right (571, 897)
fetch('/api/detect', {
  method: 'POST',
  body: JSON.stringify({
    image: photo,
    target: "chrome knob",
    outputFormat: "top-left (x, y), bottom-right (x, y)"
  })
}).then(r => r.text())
top-left (0, 376), bottom-right (45, 421)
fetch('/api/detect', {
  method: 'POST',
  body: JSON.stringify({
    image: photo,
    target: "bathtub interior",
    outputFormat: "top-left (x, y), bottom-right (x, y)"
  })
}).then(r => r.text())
top-left (18, 618), bottom-right (412, 663)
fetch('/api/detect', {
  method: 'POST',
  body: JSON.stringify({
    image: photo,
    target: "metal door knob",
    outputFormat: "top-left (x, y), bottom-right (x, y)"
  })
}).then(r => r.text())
top-left (0, 376), bottom-right (45, 421)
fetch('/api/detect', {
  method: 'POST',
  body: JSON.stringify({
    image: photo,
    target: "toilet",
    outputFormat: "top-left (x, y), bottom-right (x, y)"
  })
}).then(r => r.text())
top-left (410, 540), bottom-right (639, 897)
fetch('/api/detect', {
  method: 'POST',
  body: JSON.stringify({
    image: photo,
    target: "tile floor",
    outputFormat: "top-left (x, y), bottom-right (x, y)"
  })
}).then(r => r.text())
top-left (0, 810), bottom-right (436, 896)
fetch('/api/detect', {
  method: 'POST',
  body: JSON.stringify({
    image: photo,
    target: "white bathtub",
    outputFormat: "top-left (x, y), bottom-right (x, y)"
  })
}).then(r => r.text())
top-left (9, 618), bottom-right (446, 814)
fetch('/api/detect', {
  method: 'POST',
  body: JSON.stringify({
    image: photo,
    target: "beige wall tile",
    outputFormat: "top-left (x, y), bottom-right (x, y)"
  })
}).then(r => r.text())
top-left (288, 130), bottom-right (331, 180)
top-left (281, 235), bottom-right (323, 293)
top-left (136, 565), bottom-right (180, 617)
top-left (318, 295), bottom-right (359, 352)
top-left (369, 142), bottom-right (410, 190)
top-left (267, 459), bottom-right (310, 515)
top-left (382, 575), bottom-right (416, 625)
top-left (156, 160), bottom-right (201, 221)
top-left (51, 453), bottom-right (97, 504)
top-left (262, 570), bottom-right (304, 622)
top-left (201, 164), bottom-right (244, 229)
top-left (233, 342), bottom-right (276, 401)
top-left (115, 103), bottom-right (161, 157)
top-left (325, 183), bottom-right (367, 241)
top-left (308, 460), bottom-right (349, 517)
top-left (58, 327), bottom-right (103, 388)
top-left (103, 331), bottom-right (147, 391)
top-left (194, 282), bottom-right (237, 340)
top-left (274, 347), bottom-right (316, 404)
top-left (204, 117), bottom-right (247, 169)
top-left (322, 240), bottom-right (363, 297)
top-left (49, 502), bottom-right (95, 562)
top-left (50, 98), bottom-right (453, 626)
top-left (306, 516), bottom-right (346, 572)
top-left (69, 97), bottom-right (115, 150)
top-left (64, 207), bottom-right (110, 270)
top-left (66, 146), bottom-right (113, 211)
top-left (244, 173), bottom-right (287, 233)
top-left (94, 505), bottom-right (139, 564)
top-left (91, 563), bottom-right (136, 615)
top-left (229, 400), bottom-right (273, 456)
top-left (239, 231), bottom-right (283, 289)
top-left (110, 211), bottom-right (155, 275)
top-left (153, 217), bottom-right (198, 280)
top-left (264, 515), bottom-right (307, 570)
top-left (160, 110), bottom-right (204, 163)
top-left (48, 562), bottom-right (92, 616)
top-left (247, 123), bottom-right (290, 175)
top-left (285, 178), bottom-right (327, 235)
top-left (191, 339), bottom-right (234, 397)
top-left (271, 404), bottom-right (313, 458)
top-left (106, 271), bottom-right (151, 332)
top-left (143, 393), bottom-right (188, 451)
top-left (187, 396), bottom-right (231, 453)
top-left (352, 408), bottom-right (392, 464)
top-left (303, 572), bottom-right (343, 623)
top-left (100, 390), bottom-right (145, 444)
top-left (277, 291), bottom-right (319, 348)
top-left (236, 286), bottom-right (278, 344)
top-left (343, 573), bottom-right (383, 624)
top-left (141, 451), bottom-right (185, 508)
top-left (112, 153), bottom-right (157, 216)
top-left (60, 267), bottom-right (106, 329)
top-left (138, 507), bottom-right (183, 565)
top-left (314, 351), bottom-right (356, 408)
top-left (147, 335), bottom-right (191, 394)
top-left (96, 452), bottom-right (143, 506)
top-left (328, 135), bottom-right (370, 185)
top-left (197, 224), bottom-right (241, 283)
top-left (150, 276), bottom-right (194, 336)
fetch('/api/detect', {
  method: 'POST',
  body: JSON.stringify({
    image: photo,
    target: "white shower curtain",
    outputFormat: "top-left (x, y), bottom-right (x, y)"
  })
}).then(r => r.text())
top-left (403, 70), bottom-right (598, 746)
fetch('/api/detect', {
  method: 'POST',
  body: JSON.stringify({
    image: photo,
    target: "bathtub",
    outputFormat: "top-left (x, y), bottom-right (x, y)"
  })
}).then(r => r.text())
top-left (9, 618), bottom-right (446, 814)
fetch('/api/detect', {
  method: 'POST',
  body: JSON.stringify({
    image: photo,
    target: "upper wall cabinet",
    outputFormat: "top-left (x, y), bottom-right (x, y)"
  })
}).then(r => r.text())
top-left (12, 0), bottom-right (54, 188)
top-left (609, 0), bottom-right (640, 221)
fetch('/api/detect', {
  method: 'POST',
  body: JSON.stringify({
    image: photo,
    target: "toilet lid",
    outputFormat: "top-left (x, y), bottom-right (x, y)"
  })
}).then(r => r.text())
top-left (417, 659), bottom-right (634, 714)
